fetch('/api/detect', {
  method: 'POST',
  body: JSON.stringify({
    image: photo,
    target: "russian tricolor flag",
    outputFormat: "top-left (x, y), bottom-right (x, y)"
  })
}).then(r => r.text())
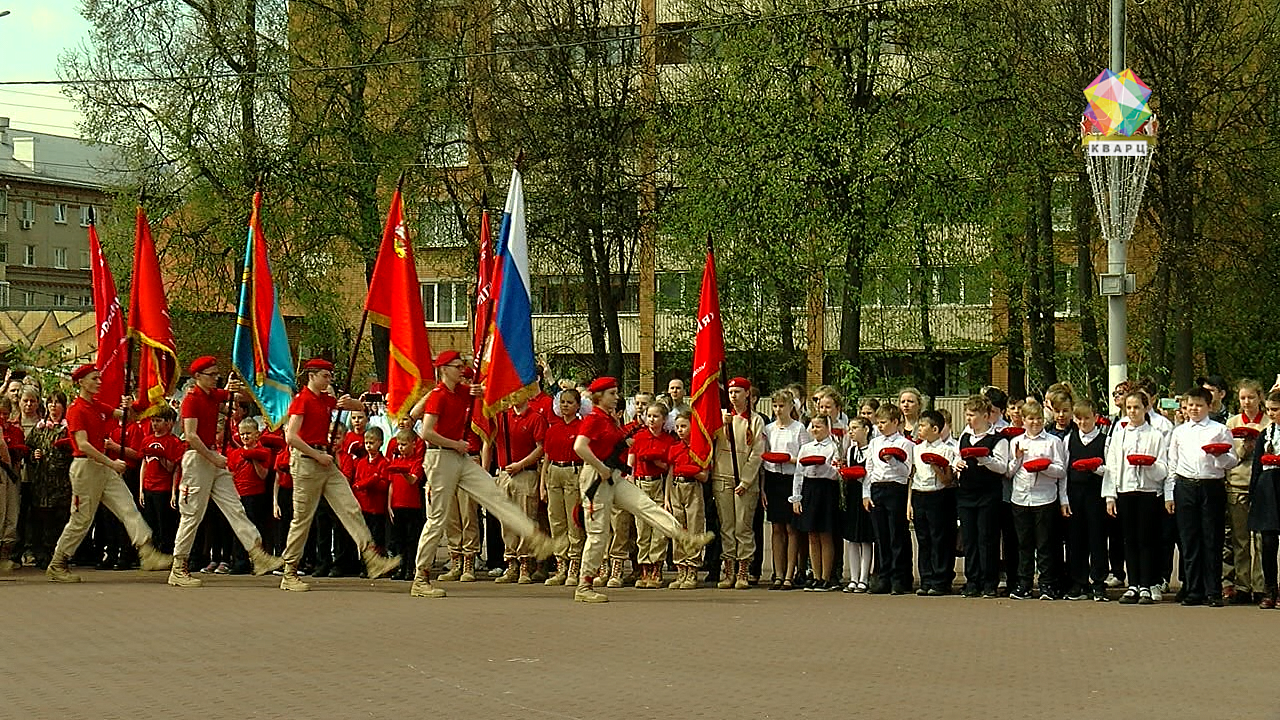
top-left (482, 167), bottom-right (539, 415)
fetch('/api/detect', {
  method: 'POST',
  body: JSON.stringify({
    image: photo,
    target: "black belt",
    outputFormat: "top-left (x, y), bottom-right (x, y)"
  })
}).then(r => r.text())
top-left (636, 474), bottom-right (664, 482)
top-left (1175, 475), bottom-right (1222, 485)
top-left (673, 477), bottom-right (699, 484)
top-left (551, 460), bottom-right (582, 468)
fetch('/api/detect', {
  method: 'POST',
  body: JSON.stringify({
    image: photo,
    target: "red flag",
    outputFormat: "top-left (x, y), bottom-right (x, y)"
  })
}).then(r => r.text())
top-left (469, 209), bottom-right (495, 445)
top-left (364, 186), bottom-right (433, 421)
top-left (127, 207), bottom-right (178, 418)
top-left (689, 249), bottom-right (725, 467)
top-left (88, 220), bottom-right (128, 405)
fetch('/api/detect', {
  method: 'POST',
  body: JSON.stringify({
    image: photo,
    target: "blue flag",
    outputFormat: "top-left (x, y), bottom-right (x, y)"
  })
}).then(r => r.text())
top-left (232, 192), bottom-right (296, 429)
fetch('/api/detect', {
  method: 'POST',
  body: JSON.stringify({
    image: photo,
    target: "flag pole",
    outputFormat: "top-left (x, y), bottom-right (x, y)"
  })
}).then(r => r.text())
top-left (462, 194), bottom-right (494, 459)
top-left (110, 202), bottom-right (137, 458)
top-left (707, 233), bottom-right (741, 487)
top-left (224, 178), bottom-right (264, 455)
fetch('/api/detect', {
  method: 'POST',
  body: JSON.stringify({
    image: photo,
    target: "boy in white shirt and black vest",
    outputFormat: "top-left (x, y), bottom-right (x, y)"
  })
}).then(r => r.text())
top-left (1168, 386), bottom-right (1238, 607)
top-left (1063, 399), bottom-right (1109, 601)
top-left (863, 405), bottom-right (915, 594)
top-left (1007, 400), bottom-right (1068, 600)
top-left (910, 410), bottom-right (959, 596)
top-left (956, 395), bottom-right (1010, 598)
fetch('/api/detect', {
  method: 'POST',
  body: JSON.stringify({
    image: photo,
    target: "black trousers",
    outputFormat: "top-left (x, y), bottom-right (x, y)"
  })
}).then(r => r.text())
top-left (750, 499), bottom-right (765, 580)
top-left (957, 494), bottom-right (1000, 591)
top-left (315, 497), bottom-right (357, 572)
top-left (999, 502), bottom-right (1021, 589)
top-left (141, 490), bottom-right (177, 554)
top-left (273, 487), bottom-right (293, 557)
top-left (1174, 477), bottom-right (1227, 600)
top-left (484, 507), bottom-right (505, 570)
top-left (1013, 502), bottom-right (1058, 591)
top-left (912, 489), bottom-right (956, 591)
top-left (391, 506), bottom-right (424, 573)
top-left (363, 512), bottom-right (387, 554)
top-left (870, 483), bottom-right (912, 588)
top-left (1116, 492), bottom-right (1163, 588)
top-left (1260, 532), bottom-right (1279, 590)
top-left (1066, 479), bottom-right (1109, 590)
top-left (1106, 512), bottom-right (1126, 581)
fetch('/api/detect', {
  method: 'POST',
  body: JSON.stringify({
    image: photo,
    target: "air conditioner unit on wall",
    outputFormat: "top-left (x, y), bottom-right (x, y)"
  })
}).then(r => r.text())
top-left (19, 219), bottom-right (32, 230)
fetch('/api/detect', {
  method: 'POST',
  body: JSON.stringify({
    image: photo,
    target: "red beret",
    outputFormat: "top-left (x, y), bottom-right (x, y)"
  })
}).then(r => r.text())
top-left (588, 377), bottom-right (618, 393)
top-left (303, 358), bottom-right (334, 372)
top-left (728, 376), bottom-right (751, 390)
top-left (1023, 457), bottom-right (1052, 473)
top-left (71, 364), bottom-right (97, 382)
top-left (189, 356), bottom-right (217, 375)
top-left (433, 350), bottom-right (462, 368)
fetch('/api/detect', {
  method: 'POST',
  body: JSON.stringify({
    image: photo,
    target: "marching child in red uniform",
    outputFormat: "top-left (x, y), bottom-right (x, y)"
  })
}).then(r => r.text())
top-left (492, 399), bottom-right (548, 585)
top-left (227, 418), bottom-right (273, 574)
top-left (540, 389), bottom-right (584, 586)
top-left (665, 411), bottom-right (708, 589)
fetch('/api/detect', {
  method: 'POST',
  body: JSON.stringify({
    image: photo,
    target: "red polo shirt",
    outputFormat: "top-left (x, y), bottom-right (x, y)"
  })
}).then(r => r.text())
top-left (180, 385), bottom-right (230, 448)
top-left (577, 407), bottom-right (625, 461)
top-left (544, 416), bottom-right (582, 463)
top-left (529, 392), bottom-right (554, 421)
top-left (287, 386), bottom-right (336, 447)
top-left (496, 406), bottom-right (548, 467)
top-left (274, 447), bottom-right (293, 490)
top-left (421, 381), bottom-right (471, 443)
top-left (67, 396), bottom-right (115, 458)
top-left (631, 428), bottom-right (675, 477)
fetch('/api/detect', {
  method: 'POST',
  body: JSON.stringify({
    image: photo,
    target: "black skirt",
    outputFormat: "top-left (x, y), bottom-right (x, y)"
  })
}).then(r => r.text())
top-left (840, 479), bottom-right (874, 543)
top-left (1250, 467), bottom-right (1280, 533)
top-left (795, 477), bottom-right (839, 534)
top-left (763, 470), bottom-right (795, 524)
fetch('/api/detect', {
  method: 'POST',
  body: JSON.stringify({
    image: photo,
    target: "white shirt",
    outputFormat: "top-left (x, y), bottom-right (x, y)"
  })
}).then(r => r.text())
top-left (1146, 409), bottom-right (1173, 438)
top-left (1009, 431), bottom-right (1067, 507)
top-left (912, 438), bottom-right (959, 492)
top-left (1167, 416), bottom-right (1238, 480)
top-left (763, 419), bottom-right (811, 475)
top-left (790, 436), bottom-right (840, 500)
top-left (1102, 420), bottom-right (1171, 500)
top-left (864, 432), bottom-right (915, 499)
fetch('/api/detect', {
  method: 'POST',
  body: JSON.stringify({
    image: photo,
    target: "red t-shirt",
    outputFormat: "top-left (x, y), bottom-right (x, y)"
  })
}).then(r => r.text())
top-left (421, 381), bottom-right (472, 443)
top-left (578, 407), bottom-right (625, 461)
top-left (544, 416), bottom-right (582, 463)
top-left (274, 447), bottom-right (293, 490)
top-left (338, 431), bottom-right (366, 479)
top-left (631, 429), bottom-right (675, 477)
top-left (287, 386), bottom-right (336, 447)
top-left (387, 437), bottom-right (424, 509)
top-left (667, 439), bottom-right (693, 467)
top-left (497, 406), bottom-right (548, 467)
top-left (67, 396), bottom-right (115, 458)
top-left (180, 385), bottom-right (230, 449)
top-left (228, 445), bottom-right (272, 497)
top-left (352, 454), bottom-right (390, 515)
top-left (140, 432), bottom-right (185, 492)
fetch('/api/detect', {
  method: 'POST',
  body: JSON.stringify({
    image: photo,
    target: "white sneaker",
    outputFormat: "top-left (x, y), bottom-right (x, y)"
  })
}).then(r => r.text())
top-left (1105, 573), bottom-right (1124, 589)
top-left (1156, 580), bottom-right (1170, 594)
top-left (1149, 585), bottom-right (1162, 603)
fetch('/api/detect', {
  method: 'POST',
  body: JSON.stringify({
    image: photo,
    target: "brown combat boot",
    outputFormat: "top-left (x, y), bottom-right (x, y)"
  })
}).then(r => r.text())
top-left (459, 555), bottom-right (477, 582)
top-left (574, 577), bottom-right (608, 603)
top-left (545, 557), bottom-right (568, 586)
top-left (494, 560), bottom-right (519, 584)
top-left (717, 558), bottom-right (736, 589)
top-left (167, 555), bottom-right (204, 588)
top-left (735, 560), bottom-right (750, 589)
top-left (565, 559), bottom-right (580, 586)
top-left (517, 558), bottom-right (534, 584)
top-left (410, 569), bottom-right (447, 598)
top-left (279, 564), bottom-right (310, 592)
top-left (439, 553), bottom-right (464, 581)
top-left (362, 546), bottom-right (400, 579)
top-left (249, 542), bottom-right (285, 576)
top-left (606, 558), bottom-right (625, 588)
top-left (46, 551), bottom-right (81, 583)
top-left (137, 542), bottom-right (173, 572)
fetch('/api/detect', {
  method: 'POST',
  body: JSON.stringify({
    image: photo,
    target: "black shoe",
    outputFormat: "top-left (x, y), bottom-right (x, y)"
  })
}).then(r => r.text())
top-left (1174, 587), bottom-right (1188, 602)
top-left (1038, 588), bottom-right (1056, 601)
top-left (328, 566), bottom-right (347, 578)
top-left (1229, 591), bottom-right (1252, 605)
top-left (962, 586), bottom-right (981, 598)
top-left (868, 578), bottom-right (890, 595)
top-left (890, 584), bottom-right (908, 596)
top-left (1181, 595), bottom-right (1204, 607)
top-left (313, 563), bottom-right (331, 577)
top-left (1009, 586), bottom-right (1033, 600)
top-left (769, 578), bottom-right (783, 590)
top-left (1119, 587), bottom-right (1140, 604)
top-left (915, 587), bottom-right (929, 596)
top-left (1065, 587), bottom-right (1089, 601)
top-left (926, 587), bottom-right (947, 597)
top-left (1092, 588), bottom-right (1110, 602)
top-left (1206, 595), bottom-right (1224, 607)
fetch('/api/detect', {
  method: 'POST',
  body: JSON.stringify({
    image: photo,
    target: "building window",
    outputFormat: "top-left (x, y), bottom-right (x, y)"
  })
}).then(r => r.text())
top-left (81, 296), bottom-right (92, 306)
top-left (0, 282), bottom-right (9, 307)
top-left (23, 246), bottom-right (35, 267)
top-left (53, 294), bottom-right (67, 307)
top-left (20, 291), bottom-right (33, 307)
top-left (80, 205), bottom-right (93, 227)
top-left (20, 200), bottom-right (34, 229)
top-left (1054, 264), bottom-right (1078, 317)
top-left (53, 203), bottom-right (67, 224)
top-left (80, 250), bottom-right (90, 269)
top-left (0, 244), bottom-right (7, 263)
top-left (420, 281), bottom-right (469, 326)
top-left (0, 190), bottom-right (7, 216)
top-left (52, 247), bottom-right (67, 269)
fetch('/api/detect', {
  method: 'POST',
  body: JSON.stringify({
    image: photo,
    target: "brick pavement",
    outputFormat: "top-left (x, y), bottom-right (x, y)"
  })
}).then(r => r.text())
top-left (1, 567), bottom-right (1274, 720)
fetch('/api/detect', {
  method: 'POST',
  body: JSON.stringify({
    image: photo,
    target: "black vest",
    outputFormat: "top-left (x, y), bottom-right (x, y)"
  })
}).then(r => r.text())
top-left (1066, 431), bottom-right (1106, 488)
top-left (957, 432), bottom-right (1003, 503)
